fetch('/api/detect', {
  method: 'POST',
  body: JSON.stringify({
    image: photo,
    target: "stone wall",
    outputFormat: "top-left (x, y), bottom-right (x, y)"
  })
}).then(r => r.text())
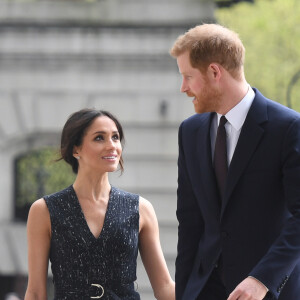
top-left (0, 0), bottom-right (215, 298)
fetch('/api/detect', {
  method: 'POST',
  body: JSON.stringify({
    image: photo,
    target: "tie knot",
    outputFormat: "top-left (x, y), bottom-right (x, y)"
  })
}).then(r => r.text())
top-left (219, 115), bottom-right (227, 127)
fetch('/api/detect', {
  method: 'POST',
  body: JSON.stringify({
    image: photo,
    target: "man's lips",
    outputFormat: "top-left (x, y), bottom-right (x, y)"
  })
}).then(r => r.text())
top-left (186, 92), bottom-right (195, 98)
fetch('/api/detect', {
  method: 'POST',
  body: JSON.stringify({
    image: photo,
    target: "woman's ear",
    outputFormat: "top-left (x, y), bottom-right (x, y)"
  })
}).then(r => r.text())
top-left (73, 147), bottom-right (80, 160)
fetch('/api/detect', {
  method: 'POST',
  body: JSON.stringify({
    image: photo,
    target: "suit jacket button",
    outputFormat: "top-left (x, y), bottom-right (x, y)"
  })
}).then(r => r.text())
top-left (221, 231), bottom-right (228, 238)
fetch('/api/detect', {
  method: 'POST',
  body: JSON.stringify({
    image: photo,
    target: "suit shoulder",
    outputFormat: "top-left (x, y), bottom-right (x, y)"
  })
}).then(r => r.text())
top-left (180, 113), bottom-right (211, 130)
top-left (253, 88), bottom-right (300, 124)
top-left (265, 98), bottom-right (300, 123)
top-left (253, 88), bottom-right (298, 118)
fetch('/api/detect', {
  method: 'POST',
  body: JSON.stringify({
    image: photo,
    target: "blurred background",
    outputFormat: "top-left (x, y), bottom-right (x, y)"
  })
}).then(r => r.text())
top-left (0, 0), bottom-right (299, 299)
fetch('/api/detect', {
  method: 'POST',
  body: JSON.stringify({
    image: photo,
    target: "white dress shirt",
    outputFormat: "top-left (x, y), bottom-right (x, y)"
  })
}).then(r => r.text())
top-left (211, 85), bottom-right (255, 165)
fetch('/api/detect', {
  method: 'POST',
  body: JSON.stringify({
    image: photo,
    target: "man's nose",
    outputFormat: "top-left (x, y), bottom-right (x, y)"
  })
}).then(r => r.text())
top-left (180, 79), bottom-right (188, 93)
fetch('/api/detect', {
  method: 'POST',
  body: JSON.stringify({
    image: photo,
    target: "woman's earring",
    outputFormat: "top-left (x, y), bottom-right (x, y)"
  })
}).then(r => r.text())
top-left (75, 156), bottom-right (80, 160)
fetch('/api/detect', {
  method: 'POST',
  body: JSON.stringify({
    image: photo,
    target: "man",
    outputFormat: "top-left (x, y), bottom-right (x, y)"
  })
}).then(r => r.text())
top-left (170, 23), bottom-right (300, 300)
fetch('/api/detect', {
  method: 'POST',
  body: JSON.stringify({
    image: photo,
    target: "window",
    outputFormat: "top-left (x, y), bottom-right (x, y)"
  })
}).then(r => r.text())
top-left (14, 147), bottom-right (75, 221)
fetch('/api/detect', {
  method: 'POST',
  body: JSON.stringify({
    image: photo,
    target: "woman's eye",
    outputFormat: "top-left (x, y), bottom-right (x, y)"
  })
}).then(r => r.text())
top-left (95, 135), bottom-right (104, 141)
top-left (112, 134), bottom-right (120, 141)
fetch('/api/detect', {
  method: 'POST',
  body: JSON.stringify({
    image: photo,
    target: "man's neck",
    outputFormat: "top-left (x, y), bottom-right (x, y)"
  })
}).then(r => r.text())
top-left (217, 79), bottom-right (249, 115)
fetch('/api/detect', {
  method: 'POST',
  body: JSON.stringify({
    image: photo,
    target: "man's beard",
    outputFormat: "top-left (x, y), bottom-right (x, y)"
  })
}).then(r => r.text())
top-left (192, 86), bottom-right (222, 114)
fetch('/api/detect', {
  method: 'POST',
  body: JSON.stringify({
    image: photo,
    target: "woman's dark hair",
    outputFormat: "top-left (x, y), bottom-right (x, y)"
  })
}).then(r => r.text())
top-left (59, 108), bottom-right (125, 174)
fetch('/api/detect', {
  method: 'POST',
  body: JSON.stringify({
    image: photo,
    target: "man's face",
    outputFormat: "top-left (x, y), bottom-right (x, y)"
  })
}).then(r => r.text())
top-left (177, 51), bottom-right (221, 113)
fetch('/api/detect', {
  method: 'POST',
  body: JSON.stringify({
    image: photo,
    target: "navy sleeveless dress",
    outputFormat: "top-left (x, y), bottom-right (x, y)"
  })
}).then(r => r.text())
top-left (44, 185), bottom-right (140, 300)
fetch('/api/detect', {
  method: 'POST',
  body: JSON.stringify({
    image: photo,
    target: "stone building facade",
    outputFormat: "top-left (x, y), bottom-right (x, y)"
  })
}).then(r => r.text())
top-left (0, 0), bottom-right (215, 298)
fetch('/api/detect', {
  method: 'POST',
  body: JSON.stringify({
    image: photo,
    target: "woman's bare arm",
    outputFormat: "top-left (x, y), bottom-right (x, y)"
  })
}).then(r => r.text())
top-left (24, 198), bottom-right (51, 300)
top-left (139, 197), bottom-right (175, 300)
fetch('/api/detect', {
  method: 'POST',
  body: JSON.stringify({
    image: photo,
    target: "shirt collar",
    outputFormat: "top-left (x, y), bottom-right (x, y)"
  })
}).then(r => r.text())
top-left (217, 85), bottom-right (255, 131)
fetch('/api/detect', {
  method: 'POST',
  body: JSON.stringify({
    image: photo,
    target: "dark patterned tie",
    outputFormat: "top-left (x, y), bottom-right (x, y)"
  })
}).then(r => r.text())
top-left (214, 115), bottom-right (228, 198)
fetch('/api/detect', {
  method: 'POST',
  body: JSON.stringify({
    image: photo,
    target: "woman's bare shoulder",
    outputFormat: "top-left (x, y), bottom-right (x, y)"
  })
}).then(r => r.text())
top-left (139, 196), bottom-right (159, 232)
top-left (29, 198), bottom-right (48, 214)
top-left (139, 196), bottom-right (155, 216)
top-left (27, 198), bottom-right (50, 229)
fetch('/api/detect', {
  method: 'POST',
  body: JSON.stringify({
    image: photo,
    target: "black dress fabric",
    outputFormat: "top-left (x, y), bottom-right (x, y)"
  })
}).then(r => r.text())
top-left (44, 185), bottom-right (140, 300)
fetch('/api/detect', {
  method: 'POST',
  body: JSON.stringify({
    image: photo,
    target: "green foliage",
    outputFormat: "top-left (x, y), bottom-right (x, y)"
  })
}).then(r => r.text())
top-left (216, 0), bottom-right (300, 111)
top-left (15, 147), bottom-right (75, 208)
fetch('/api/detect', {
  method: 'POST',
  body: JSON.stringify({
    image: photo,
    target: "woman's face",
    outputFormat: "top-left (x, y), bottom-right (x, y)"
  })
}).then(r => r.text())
top-left (74, 116), bottom-right (122, 174)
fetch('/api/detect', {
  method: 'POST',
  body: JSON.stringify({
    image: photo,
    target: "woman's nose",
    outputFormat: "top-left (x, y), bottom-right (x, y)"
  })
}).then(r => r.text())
top-left (106, 139), bottom-right (116, 149)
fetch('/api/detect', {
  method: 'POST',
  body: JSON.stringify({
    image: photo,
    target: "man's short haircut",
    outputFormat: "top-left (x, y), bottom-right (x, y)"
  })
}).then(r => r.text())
top-left (170, 23), bottom-right (245, 79)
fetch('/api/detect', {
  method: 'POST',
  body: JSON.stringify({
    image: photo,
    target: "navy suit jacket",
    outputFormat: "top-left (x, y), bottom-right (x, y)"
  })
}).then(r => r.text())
top-left (176, 89), bottom-right (300, 300)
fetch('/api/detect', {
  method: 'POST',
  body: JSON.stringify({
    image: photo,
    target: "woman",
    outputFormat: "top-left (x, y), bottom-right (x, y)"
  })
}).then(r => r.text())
top-left (25, 108), bottom-right (175, 300)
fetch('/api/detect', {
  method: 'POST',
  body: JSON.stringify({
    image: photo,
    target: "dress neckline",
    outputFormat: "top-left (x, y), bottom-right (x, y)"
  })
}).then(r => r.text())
top-left (69, 185), bottom-right (114, 241)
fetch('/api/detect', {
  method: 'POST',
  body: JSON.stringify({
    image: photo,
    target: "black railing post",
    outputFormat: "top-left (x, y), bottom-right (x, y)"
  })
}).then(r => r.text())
top-left (286, 69), bottom-right (300, 109)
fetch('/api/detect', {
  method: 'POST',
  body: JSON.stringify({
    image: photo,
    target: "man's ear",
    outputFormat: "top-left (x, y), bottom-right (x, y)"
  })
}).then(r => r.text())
top-left (208, 63), bottom-right (222, 81)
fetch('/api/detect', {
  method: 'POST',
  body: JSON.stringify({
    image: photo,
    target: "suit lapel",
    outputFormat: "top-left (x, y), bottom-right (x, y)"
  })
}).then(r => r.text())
top-left (221, 91), bottom-right (268, 217)
top-left (196, 113), bottom-right (221, 213)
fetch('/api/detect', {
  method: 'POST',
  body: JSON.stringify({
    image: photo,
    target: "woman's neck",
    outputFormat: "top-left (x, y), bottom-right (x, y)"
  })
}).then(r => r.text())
top-left (73, 171), bottom-right (111, 202)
